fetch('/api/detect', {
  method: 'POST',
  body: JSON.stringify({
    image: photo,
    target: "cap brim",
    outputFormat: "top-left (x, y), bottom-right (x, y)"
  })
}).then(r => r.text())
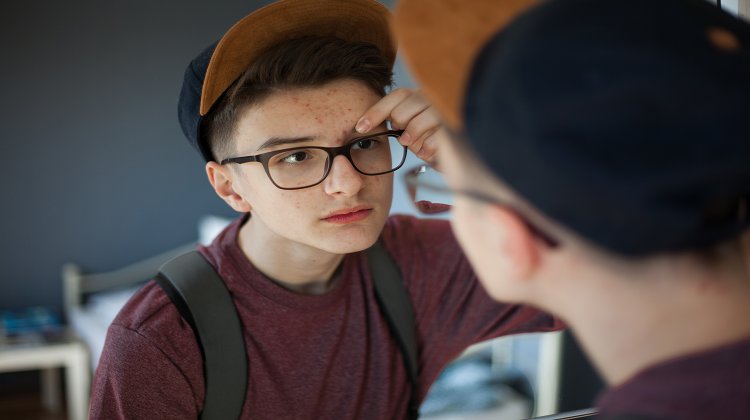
top-left (393, 0), bottom-right (537, 129)
top-left (201, 0), bottom-right (395, 116)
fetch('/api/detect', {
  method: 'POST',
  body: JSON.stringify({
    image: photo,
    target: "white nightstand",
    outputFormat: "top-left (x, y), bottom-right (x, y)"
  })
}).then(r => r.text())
top-left (0, 331), bottom-right (90, 420)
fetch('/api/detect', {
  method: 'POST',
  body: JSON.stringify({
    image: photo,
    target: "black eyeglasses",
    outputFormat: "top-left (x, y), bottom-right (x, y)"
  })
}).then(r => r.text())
top-left (403, 165), bottom-right (560, 248)
top-left (221, 130), bottom-right (407, 190)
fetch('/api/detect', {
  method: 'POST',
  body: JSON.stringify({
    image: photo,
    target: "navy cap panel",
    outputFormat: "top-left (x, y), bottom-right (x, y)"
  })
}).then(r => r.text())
top-left (178, 42), bottom-right (217, 162)
top-left (463, 0), bottom-right (750, 256)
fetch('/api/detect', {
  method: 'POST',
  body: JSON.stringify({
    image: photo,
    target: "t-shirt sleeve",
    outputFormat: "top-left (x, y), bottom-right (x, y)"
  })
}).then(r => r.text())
top-left (89, 282), bottom-right (204, 419)
top-left (382, 215), bottom-right (564, 398)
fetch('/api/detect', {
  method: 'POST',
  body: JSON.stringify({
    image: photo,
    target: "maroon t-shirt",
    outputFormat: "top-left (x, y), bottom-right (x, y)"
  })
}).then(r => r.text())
top-left (90, 215), bottom-right (562, 419)
top-left (597, 336), bottom-right (750, 419)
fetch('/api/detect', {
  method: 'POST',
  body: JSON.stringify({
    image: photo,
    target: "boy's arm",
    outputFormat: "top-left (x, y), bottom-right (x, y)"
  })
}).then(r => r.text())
top-left (382, 216), bottom-right (564, 400)
top-left (88, 285), bottom-right (205, 420)
top-left (90, 323), bottom-right (200, 419)
top-left (404, 218), bottom-right (564, 339)
top-left (416, 249), bottom-right (564, 401)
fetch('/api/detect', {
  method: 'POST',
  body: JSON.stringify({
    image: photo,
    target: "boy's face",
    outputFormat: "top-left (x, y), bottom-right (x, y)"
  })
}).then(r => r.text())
top-left (224, 79), bottom-right (393, 254)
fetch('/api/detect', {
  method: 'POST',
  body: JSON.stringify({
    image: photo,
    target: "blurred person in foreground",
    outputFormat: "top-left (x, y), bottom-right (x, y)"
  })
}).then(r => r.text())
top-left (383, 0), bottom-right (750, 418)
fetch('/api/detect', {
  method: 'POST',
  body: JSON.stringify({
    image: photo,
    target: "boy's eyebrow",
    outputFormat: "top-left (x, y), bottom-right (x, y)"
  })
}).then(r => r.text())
top-left (255, 126), bottom-right (387, 152)
top-left (256, 135), bottom-right (318, 152)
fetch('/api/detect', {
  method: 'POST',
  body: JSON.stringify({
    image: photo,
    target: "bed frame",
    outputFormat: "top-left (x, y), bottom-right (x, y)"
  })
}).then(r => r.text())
top-left (61, 242), bottom-right (197, 319)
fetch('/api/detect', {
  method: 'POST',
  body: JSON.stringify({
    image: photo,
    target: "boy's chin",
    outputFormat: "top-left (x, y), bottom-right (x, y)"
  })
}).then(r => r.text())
top-left (316, 231), bottom-right (380, 255)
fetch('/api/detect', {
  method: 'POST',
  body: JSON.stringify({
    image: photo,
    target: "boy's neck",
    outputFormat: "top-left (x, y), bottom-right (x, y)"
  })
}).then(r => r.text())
top-left (562, 258), bottom-right (750, 387)
top-left (236, 214), bottom-right (345, 295)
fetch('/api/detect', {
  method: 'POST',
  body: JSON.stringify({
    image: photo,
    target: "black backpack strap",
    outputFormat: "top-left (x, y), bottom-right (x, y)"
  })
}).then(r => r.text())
top-left (366, 240), bottom-right (420, 420)
top-left (156, 251), bottom-right (247, 420)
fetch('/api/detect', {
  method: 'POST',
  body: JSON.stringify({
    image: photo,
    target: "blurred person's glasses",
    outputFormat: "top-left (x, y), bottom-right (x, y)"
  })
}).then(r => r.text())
top-left (221, 130), bottom-right (407, 190)
top-left (403, 165), bottom-right (560, 248)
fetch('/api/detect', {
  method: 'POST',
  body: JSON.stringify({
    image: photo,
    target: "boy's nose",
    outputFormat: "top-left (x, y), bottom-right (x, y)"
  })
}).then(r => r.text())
top-left (323, 155), bottom-right (364, 196)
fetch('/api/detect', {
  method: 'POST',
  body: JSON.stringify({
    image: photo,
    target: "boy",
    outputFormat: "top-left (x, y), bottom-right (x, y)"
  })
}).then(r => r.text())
top-left (89, 0), bottom-right (561, 418)
top-left (391, 0), bottom-right (750, 418)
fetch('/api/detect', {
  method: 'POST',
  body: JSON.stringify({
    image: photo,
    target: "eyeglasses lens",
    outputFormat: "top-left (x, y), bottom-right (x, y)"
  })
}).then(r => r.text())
top-left (267, 134), bottom-right (406, 189)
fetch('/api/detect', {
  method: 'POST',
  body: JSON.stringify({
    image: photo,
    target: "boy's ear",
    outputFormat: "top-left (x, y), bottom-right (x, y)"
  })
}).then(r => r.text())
top-left (485, 204), bottom-right (541, 280)
top-left (206, 162), bottom-right (252, 213)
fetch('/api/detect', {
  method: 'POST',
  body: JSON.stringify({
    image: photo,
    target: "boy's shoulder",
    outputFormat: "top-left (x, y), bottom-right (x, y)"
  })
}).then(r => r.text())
top-left (382, 214), bottom-right (452, 244)
top-left (381, 214), bottom-right (463, 265)
top-left (110, 280), bottom-right (191, 341)
top-left (106, 280), bottom-right (202, 370)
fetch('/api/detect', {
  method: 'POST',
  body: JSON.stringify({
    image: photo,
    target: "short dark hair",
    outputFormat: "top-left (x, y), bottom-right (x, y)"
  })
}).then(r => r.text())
top-left (203, 36), bottom-right (393, 161)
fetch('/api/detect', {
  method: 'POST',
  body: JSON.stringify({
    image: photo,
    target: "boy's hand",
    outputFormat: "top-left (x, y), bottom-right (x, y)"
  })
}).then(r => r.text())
top-left (355, 88), bottom-right (442, 165)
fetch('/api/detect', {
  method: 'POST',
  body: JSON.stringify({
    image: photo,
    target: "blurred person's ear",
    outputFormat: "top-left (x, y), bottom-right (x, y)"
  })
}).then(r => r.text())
top-left (485, 204), bottom-right (541, 281)
top-left (206, 161), bottom-right (253, 213)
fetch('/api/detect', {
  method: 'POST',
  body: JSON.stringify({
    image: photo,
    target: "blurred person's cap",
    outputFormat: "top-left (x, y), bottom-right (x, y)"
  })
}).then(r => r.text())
top-left (394, 0), bottom-right (750, 256)
top-left (178, 0), bottom-right (395, 162)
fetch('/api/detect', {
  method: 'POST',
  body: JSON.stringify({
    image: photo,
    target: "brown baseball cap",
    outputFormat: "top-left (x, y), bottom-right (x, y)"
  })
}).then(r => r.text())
top-left (179, 0), bottom-right (396, 162)
top-left (392, 0), bottom-right (537, 129)
top-left (201, 0), bottom-right (395, 116)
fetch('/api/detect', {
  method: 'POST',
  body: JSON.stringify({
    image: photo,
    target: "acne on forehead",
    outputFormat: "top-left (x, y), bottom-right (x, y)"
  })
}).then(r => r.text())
top-left (281, 89), bottom-right (369, 113)
top-left (232, 80), bottom-right (380, 151)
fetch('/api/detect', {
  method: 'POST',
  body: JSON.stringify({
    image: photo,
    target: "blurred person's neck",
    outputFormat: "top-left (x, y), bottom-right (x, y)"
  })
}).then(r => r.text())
top-left (547, 244), bottom-right (750, 386)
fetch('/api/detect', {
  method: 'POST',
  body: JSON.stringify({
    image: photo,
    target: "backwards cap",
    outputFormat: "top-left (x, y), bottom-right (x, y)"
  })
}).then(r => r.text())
top-left (395, 0), bottom-right (750, 256)
top-left (178, 0), bottom-right (395, 162)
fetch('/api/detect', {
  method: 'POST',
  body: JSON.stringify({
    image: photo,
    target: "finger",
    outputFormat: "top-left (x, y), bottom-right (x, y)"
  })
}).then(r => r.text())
top-left (355, 88), bottom-right (412, 133)
top-left (421, 141), bottom-right (439, 166)
top-left (426, 127), bottom-right (451, 171)
top-left (389, 93), bottom-right (432, 131)
top-left (411, 128), bottom-right (440, 164)
top-left (401, 109), bottom-right (441, 147)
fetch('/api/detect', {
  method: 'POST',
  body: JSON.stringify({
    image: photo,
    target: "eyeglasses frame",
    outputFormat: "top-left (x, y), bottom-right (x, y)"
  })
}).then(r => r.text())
top-left (220, 129), bottom-right (407, 190)
top-left (403, 165), bottom-right (560, 248)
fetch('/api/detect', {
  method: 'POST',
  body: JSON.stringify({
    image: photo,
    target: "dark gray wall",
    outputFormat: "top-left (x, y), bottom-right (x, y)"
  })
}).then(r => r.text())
top-left (0, 1), bottom-right (276, 311)
top-left (0, 0), bottom-right (407, 314)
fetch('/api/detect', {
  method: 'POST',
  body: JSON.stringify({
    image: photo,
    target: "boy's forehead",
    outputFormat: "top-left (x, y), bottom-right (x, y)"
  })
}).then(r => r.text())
top-left (232, 81), bottom-right (382, 152)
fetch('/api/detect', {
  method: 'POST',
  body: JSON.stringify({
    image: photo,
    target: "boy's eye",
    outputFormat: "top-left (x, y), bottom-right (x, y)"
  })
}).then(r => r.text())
top-left (353, 138), bottom-right (377, 150)
top-left (281, 150), bottom-right (310, 164)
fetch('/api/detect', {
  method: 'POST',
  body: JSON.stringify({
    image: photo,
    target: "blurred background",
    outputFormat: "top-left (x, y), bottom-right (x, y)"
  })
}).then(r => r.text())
top-left (3, 0), bottom-right (743, 419)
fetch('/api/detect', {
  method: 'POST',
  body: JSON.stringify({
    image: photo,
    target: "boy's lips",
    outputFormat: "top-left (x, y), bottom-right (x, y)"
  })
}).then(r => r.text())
top-left (322, 206), bottom-right (373, 224)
